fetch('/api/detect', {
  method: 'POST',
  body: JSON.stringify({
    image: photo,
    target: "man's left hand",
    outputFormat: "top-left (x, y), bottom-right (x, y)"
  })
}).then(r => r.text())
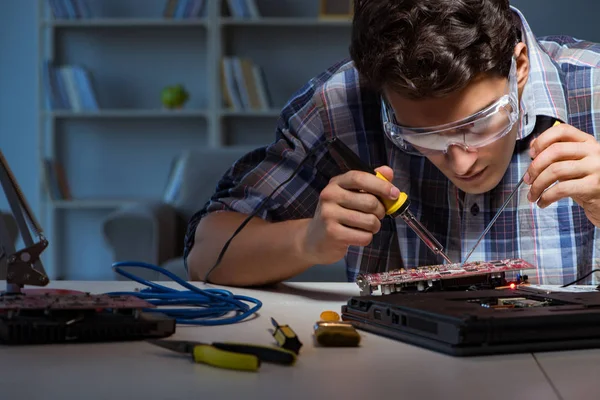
top-left (525, 123), bottom-right (600, 226)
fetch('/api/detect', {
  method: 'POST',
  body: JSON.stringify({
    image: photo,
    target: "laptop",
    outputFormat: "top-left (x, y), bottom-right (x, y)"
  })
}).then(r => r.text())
top-left (341, 286), bottom-right (600, 356)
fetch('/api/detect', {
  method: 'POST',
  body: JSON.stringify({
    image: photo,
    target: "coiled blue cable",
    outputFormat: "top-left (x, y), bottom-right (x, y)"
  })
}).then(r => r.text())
top-left (104, 261), bottom-right (262, 326)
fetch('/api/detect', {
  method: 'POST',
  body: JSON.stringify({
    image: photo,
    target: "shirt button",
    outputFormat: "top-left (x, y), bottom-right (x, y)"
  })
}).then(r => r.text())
top-left (471, 203), bottom-right (479, 216)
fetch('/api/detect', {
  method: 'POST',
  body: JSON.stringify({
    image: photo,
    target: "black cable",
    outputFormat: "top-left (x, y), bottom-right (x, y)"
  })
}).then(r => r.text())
top-left (561, 269), bottom-right (600, 287)
top-left (204, 138), bottom-right (334, 282)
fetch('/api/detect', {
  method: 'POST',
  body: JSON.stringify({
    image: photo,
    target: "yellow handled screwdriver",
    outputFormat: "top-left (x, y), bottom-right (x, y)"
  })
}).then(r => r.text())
top-left (147, 339), bottom-right (297, 372)
top-left (328, 137), bottom-right (453, 264)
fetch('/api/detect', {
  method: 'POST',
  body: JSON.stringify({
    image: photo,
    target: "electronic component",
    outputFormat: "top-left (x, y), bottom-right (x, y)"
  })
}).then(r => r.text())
top-left (314, 321), bottom-right (361, 347)
top-left (474, 296), bottom-right (551, 309)
top-left (0, 291), bottom-right (150, 311)
top-left (355, 258), bottom-right (535, 295)
top-left (314, 311), bottom-right (361, 347)
top-left (320, 310), bottom-right (341, 321)
top-left (270, 317), bottom-right (303, 354)
top-left (0, 149), bottom-right (177, 345)
top-left (0, 291), bottom-right (176, 345)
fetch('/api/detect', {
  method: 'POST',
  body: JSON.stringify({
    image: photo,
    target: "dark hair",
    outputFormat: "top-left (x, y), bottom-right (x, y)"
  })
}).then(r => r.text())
top-left (349, 0), bottom-right (521, 99)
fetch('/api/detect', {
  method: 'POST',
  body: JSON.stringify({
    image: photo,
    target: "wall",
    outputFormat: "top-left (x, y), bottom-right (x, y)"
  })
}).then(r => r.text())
top-left (1, 0), bottom-right (599, 279)
top-left (0, 0), bottom-right (39, 231)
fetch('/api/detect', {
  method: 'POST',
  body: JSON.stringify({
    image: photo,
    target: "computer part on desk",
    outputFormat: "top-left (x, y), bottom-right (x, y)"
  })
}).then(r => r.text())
top-left (341, 286), bottom-right (600, 356)
top-left (355, 258), bottom-right (534, 295)
top-left (0, 149), bottom-right (176, 345)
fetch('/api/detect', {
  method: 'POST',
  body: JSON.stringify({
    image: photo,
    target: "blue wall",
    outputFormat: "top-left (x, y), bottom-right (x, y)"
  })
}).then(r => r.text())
top-left (0, 1), bottom-right (39, 215)
top-left (1, 0), bottom-right (599, 279)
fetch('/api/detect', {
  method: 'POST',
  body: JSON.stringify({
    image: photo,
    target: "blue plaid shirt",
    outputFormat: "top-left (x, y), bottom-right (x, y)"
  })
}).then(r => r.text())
top-left (185, 6), bottom-right (600, 285)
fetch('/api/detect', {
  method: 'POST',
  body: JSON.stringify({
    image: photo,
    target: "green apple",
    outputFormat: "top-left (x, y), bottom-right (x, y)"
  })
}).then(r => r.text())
top-left (161, 84), bottom-right (190, 109)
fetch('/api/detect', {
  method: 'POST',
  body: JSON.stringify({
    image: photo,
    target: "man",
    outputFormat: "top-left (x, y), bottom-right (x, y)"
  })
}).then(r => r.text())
top-left (185, 1), bottom-right (600, 287)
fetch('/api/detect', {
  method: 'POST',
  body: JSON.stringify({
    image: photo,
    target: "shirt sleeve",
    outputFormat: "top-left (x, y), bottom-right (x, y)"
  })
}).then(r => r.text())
top-left (182, 87), bottom-right (343, 268)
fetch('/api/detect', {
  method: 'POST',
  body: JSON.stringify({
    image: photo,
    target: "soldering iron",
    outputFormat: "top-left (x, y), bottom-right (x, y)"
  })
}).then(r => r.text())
top-left (203, 135), bottom-right (453, 283)
top-left (327, 137), bottom-right (453, 264)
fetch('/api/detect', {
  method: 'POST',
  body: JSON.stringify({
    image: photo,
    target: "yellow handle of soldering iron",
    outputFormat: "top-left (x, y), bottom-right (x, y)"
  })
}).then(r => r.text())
top-left (375, 171), bottom-right (408, 215)
top-left (193, 344), bottom-right (260, 372)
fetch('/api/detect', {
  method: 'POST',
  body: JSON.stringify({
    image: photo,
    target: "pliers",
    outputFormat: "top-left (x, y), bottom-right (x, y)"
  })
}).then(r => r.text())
top-left (147, 339), bottom-right (297, 372)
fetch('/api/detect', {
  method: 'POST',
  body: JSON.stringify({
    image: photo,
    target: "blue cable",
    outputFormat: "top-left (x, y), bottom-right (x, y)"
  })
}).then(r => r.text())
top-left (104, 261), bottom-right (262, 326)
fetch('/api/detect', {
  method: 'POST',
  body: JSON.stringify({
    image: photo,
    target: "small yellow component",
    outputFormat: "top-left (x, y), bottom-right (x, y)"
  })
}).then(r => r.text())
top-left (313, 321), bottom-right (361, 347)
top-left (192, 344), bottom-right (260, 372)
top-left (319, 310), bottom-right (340, 321)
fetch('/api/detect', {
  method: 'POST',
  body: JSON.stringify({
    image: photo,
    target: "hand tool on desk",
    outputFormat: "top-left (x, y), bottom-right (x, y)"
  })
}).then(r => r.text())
top-left (270, 317), bottom-right (303, 354)
top-left (328, 137), bottom-right (453, 264)
top-left (462, 120), bottom-right (562, 265)
top-left (147, 339), bottom-right (297, 372)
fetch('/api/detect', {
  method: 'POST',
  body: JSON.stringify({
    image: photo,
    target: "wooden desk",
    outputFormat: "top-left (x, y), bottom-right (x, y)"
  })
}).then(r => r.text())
top-left (0, 281), bottom-right (589, 400)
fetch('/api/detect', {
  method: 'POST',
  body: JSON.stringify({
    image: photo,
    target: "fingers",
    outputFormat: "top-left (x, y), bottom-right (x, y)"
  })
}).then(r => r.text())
top-left (324, 220), bottom-right (375, 247)
top-left (535, 177), bottom-right (588, 208)
top-left (320, 197), bottom-right (382, 234)
top-left (529, 123), bottom-right (589, 159)
top-left (526, 142), bottom-right (588, 185)
top-left (374, 165), bottom-right (394, 182)
top-left (336, 208), bottom-right (382, 234)
top-left (332, 170), bottom-right (400, 201)
top-left (527, 160), bottom-right (584, 202)
top-left (320, 184), bottom-right (386, 219)
top-left (525, 124), bottom-right (600, 208)
top-left (319, 202), bottom-right (379, 246)
top-left (313, 168), bottom-right (398, 251)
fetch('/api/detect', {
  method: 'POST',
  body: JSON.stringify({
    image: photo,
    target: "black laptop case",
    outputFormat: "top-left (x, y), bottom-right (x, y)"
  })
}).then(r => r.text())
top-left (341, 288), bottom-right (600, 356)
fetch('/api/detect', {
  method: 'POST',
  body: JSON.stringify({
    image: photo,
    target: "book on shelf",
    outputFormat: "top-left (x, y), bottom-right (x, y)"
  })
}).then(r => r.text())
top-left (162, 153), bottom-right (188, 205)
top-left (163, 0), bottom-right (207, 19)
top-left (43, 61), bottom-right (99, 112)
top-left (43, 159), bottom-right (72, 201)
top-left (221, 56), bottom-right (272, 111)
top-left (225, 0), bottom-right (261, 18)
top-left (48, 0), bottom-right (91, 19)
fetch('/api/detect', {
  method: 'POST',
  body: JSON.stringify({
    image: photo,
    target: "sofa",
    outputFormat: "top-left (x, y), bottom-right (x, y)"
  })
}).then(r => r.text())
top-left (102, 147), bottom-right (347, 282)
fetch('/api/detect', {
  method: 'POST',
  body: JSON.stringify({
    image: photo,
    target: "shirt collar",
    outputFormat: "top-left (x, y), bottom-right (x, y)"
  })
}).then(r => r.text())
top-left (511, 6), bottom-right (569, 140)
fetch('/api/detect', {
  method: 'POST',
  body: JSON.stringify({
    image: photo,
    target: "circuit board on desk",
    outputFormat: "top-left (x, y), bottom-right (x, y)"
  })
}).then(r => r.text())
top-left (355, 258), bottom-right (535, 295)
top-left (0, 291), bottom-right (176, 345)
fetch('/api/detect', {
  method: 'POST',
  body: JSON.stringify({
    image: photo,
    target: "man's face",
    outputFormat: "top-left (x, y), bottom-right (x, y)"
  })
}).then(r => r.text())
top-left (383, 49), bottom-right (529, 194)
top-left (385, 75), bottom-right (516, 194)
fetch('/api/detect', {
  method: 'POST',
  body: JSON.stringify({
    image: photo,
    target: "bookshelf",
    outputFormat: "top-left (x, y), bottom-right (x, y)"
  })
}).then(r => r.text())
top-left (38, 0), bottom-right (353, 279)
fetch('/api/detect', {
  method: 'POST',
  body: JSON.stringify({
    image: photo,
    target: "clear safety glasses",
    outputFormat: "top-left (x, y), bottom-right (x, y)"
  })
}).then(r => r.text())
top-left (381, 57), bottom-right (519, 156)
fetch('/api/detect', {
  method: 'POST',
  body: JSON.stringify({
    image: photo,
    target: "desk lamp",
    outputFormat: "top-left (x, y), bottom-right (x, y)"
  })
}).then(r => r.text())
top-left (0, 150), bottom-right (49, 295)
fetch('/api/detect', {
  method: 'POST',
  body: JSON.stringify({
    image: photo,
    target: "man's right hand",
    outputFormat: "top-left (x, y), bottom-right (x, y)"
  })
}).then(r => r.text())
top-left (300, 166), bottom-right (400, 265)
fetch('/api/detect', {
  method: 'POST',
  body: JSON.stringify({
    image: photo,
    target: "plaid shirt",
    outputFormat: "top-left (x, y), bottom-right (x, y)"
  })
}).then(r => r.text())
top-left (184, 6), bottom-right (600, 285)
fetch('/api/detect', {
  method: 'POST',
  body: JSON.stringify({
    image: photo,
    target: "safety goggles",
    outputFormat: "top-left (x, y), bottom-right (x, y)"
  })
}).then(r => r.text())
top-left (381, 57), bottom-right (519, 156)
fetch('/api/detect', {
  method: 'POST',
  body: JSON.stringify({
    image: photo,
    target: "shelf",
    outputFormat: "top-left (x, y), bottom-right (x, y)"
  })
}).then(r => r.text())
top-left (220, 109), bottom-right (281, 117)
top-left (38, 0), bottom-right (353, 281)
top-left (220, 17), bottom-right (352, 27)
top-left (51, 199), bottom-right (141, 209)
top-left (43, 18), bottom-right (208, 28)
top-left (47, 109), bottom-right (208, 119)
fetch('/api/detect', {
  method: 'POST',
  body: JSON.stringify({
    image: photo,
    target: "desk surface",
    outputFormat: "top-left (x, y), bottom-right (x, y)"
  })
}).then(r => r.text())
top-left (0, 280), bottom-right (596, 400)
